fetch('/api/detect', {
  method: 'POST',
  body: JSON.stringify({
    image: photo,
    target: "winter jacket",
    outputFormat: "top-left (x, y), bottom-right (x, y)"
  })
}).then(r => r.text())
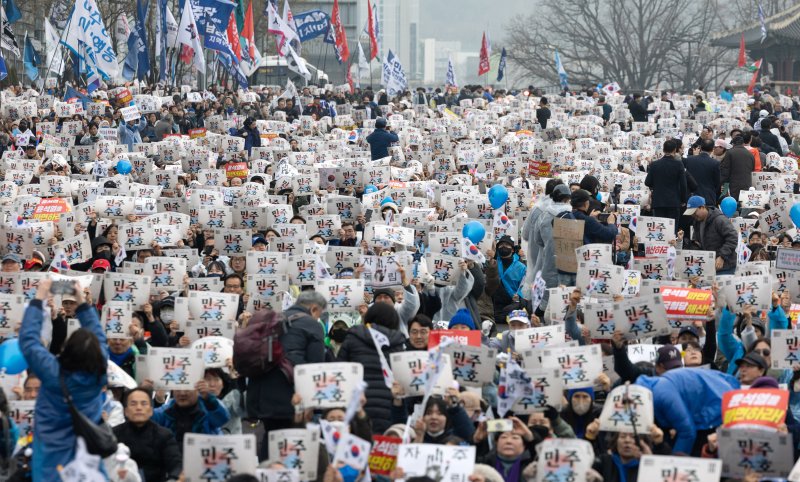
top-left (645, 156), bottom-right (688, 208)
top-left (152, 395), bottom-right (230, 446)
top-left (521, 198), bottom-right (552, 296)
top-left (636, 368), bottom-right (740, 454)
top-left (593, 442), bottom-right (672, 482)
top-left (221, 388), bottom-right (246, 434)
top-left (366, 128), bottom-right (399, 160)
top-left (113, 420), bottom-right (182, 482)
top-left (337, 324), bottom-right (406, 433)
top-left (20, 301), bottom-right (108, 481)
top-left (431, 269), bottom-right (475, 323)
top-left (237, 125), bottom-right (262, 154)
top-left (464, 263), bottom-right (486, 327)
top-left (720, 146), bottom-right (755, 200)
top-left (683, 153), bottom-right (721, 205)
top-left (688, 208), bottom-right (738, 272)
top-left (571, 210), bottom-right (618, 248)
top-left (759, 128), bottom-right (784, 154)
top-left (117, 118), bottom-right (147, 152)
top-left (531, 201), bottom-right (572, 309)
top-left (390, 402), bottom-right (476, 443)
top-left (245, 304), bottom-right (326, 420)
top-left (718, 306), bottom-right (789, 375)
top-left (629, 100), bottom-right (648, 122)
top-left (395, 285), bottom-right (421, 337)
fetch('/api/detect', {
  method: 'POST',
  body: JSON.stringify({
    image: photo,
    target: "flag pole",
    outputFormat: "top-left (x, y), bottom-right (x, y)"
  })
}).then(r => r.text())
top-left (40, 13), bottom-right (74, 96)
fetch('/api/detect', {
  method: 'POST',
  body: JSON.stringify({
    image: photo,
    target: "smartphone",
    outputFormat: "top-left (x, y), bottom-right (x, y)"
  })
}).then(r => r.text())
top-left (598, 213), bottom-right (610, 223)
top-left (636, 243), bottom-right (646, 258)
top-left (50, 280), bottom-right (76, 296)
top-left (175, 331), bottom-right (185, 339)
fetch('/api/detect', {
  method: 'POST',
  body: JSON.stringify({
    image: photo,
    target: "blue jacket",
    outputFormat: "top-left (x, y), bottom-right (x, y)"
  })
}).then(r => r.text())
top-left (717, 306), bottom-right (789, 375)
top-left (152, 395), bottom-right (230, 442)
top-left (636, 368), bottom-right (739, 454)
top-left (117, 117), bottom-right (147, 151)
top-left (570, 210), bottom-right (618, 248)
top-left (20, 301), bottom-right (108, 481)
top-left (238, 125), bottom-right (261, 154)
top-left (366, 128), bottom-right (399, 160)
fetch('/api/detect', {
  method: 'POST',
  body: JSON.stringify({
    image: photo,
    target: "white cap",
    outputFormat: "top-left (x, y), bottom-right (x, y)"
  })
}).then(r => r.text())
top-left (759, 109), bottom-right (769, 118)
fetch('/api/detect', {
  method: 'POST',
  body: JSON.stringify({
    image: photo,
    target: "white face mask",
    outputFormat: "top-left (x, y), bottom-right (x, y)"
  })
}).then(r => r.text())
top-left (573, 400), bottom-right (592, 416)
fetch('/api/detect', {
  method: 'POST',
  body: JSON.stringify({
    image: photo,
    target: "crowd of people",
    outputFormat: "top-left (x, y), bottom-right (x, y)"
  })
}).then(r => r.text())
top-left (0, 75), bottom-right (796, 482)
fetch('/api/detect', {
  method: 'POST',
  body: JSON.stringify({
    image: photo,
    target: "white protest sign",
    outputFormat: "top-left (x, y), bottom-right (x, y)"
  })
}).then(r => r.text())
top-left (514, 325), bottom-right (566, 351)
top-left (183, 434), bottom-right (258, 482)
top-left (612, 293), bottom-right (670, 340)
top-left (0, 293), bottom-right (25, 337)
top-left (294, 362), bottom-right (364, 408)
top-left (638, 455), bottom-right (722, 482)
top-left (396, 444), bottom-right (475, 482)
top-left (534, 439), bottom-right (595, 482)
top-left (120, 105), bottom-right (141, 123)
top-left (442, 344), bottom-right (496, 388)
top-left (512, 368), bottom-right (564, 414)
top-left (598, 384), bottom-right (654, 433)
top-left (142, 347), bottom-right (204, 391)
top-left (192, 336), bottom-right (234, 369)
top-left (390, 352), bottom-right (454, 397)
top-left (722, 275), bottom-right (771, 312)
top-left (717, 427), bottom-right (792, 479)
top-left (268, 429), bottom-right (321, 481)
top-left (317, 279), bottom-right (365, 312)
top-left (100, 301), bottom-right (133, 339)
top-left (541, 344), bottom-right (603, 389)
top-left (103, 272), bottom-right (152, 308)
top-left (576, 262), bottom-right (624, 298)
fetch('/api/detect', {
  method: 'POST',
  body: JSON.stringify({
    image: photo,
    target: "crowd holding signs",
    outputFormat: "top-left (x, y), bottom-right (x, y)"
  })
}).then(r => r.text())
top-left (5, 65), bottom-right (800, 482)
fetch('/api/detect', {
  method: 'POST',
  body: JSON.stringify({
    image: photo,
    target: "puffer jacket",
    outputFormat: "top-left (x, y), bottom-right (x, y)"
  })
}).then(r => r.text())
top-left (522, 197), bottom-right (553, 295)
top-left (531, 201), bottom-right (572, 310)
top-left (113, 420), bottom-right (182, 482)
top-left (688, 207), bottom-right (738, 271)
top-left (20, 301), bottom-right (108, 481)
top-left (337, 324), bottom-right (406, 433)
top-left (636, 368), bottom-right (739, 454)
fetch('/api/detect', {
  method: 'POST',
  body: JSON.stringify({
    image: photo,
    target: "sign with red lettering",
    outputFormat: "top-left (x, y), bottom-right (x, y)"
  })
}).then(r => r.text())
top-left (428, 329), bottom-right (481, 349)
top-left (659, 287), bottom-right (712, 320)
top-left (368, 435), bottom-right (400, 476)
top-left (527, 159), bottom-right (551, 178)
top-left (225, 161), bottom-right (249, 180)
top-left (32, 198), bottom-right (71, 221)
top-left (722, 389), bottom-right (788, 430)
top-left (188, 128), bottom-right (207, 139)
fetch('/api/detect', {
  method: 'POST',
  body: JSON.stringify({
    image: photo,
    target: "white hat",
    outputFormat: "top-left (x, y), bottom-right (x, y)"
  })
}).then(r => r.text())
top-left (759, 109), bottom-right (769, 118)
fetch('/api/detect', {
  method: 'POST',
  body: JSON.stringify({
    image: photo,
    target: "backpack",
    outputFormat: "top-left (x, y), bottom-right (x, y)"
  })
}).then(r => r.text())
top-left (233, 309), bottom-right (299, 380)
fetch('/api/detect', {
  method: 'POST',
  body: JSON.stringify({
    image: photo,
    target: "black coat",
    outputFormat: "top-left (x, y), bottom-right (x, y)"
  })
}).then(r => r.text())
top-left (245, 305), bottom-right (326, 420)
top-left (366, 128), bottom-right (399, 160)
top-left (536, 107), bottom-right (551, 129)
top-left (720, 145), bottom-right (755, 200)
top-left (629, 100), bottom-right (648, 122)
top-left (644, 156), bottom-right (688, 208)
top-left (337, 324), bottom-right (406, 433)
top-left (689, 207), bottom-right (739, 271)
top-left (759, 129), bottom-right (783, 154)
top-left (683, 153), bottom-right (721, 205)
top-left (113, 421), bottom-right (182, 482)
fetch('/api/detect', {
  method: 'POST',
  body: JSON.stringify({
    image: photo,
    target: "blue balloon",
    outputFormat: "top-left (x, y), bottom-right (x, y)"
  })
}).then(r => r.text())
top-left (791, 203), bottom-right (800, 228)
top-left (462, 221), bottom-right (486, 245)
top-left (720, 196), bottom-right (737, 218)
top-left (0, 339), bottom-right (27, 375)
top-left (488, 184), bottom-right (509, 209)
top-left (364, 184), bottom-right (378, 194)
top-left (116, 159), bottom-right (133, 175)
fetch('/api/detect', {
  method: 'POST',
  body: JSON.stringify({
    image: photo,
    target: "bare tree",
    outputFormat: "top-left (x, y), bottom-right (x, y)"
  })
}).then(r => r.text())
top-left (505, 0), bottom-right (737, 92)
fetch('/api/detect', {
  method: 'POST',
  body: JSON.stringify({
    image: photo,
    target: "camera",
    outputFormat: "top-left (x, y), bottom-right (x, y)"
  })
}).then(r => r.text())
top-left (50, 280), bottom-right (76, 296)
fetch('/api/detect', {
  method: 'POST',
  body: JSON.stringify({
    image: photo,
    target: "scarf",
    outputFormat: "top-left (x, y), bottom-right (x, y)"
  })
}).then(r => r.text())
top-left (495, 455), bottom-right (522, 482)
top-left (497, 254), bottom-right (526, 298)
top-left (611, 453), bottom-right (639, 482)
top-left (109, 347), bottom-right (133, 367)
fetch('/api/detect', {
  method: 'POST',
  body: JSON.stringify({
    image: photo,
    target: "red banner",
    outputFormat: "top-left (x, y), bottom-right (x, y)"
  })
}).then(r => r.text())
top-left (527, 160), bottom-right (551, 178)
top-left (188, 128), bottom-right (207, 139)
top-left (428, 330), bottom-right (481, 349)
top-left (225, 161), bottom-right (249, 180)
top-left (722, 389), bottom-right (788, 430)
top-left (32, 198), bottom-right (71, 221)
top-left (659, 287), bottom-right (713, 320)
top-left (368, 435), bottom-right (400, 476)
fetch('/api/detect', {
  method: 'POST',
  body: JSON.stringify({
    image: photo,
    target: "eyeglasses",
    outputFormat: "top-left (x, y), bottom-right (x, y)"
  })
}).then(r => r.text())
top-left (753, 348), bottom-right (771, 357)
top-left (410, 329), bottom-right (430, 336)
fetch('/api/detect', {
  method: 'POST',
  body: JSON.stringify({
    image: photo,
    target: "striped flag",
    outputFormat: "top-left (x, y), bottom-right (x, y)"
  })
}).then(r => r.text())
top-left (758, 2), bottom-right (767, 43)
top-left (446, 56), bottom-right (457, 88)
top-left (50, 249), bottom-right (69, 273)
top-left (367, 325), bottom-right (394, 388)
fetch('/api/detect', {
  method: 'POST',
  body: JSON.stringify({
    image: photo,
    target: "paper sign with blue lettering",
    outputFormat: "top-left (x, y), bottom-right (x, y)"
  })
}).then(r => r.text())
top-left (512, 367), bottom-right (564, 414)
top-left (101, 301), bottom-right (133, 339)
top-left (584, 301), bottom-right (616, 339)
top-left (598, 384), bottom-right (654, 433)
top-left (443, 344), bottom-right (496, 388)
top-left (390, 352), bottom-right (454, 397)
top-left (675, 250), bottom-right (716, 281)
top-left (144, 347), bottom-right (204, 391)
top-left (317, 279), bottom-right (364, 313)
top-left (213, 228), bottom-right (252, 256)
top-left (268, 429), bottom-right (320, 481)
top-left (185, 291), bottom-right (240, 323)
top-left (145, 257), bottom-right (187, 294)
top-left (541, 344), bottom-right (602, 389)
top-left (638, 455), bottom-right (721, 482)
top-left (771, 330), bottom-right (800, 369)
top-left (535, 439), bottom-right (595, 482)
top-left (717, 427), bottom-right (792, 479)
top-left (722, 275), bottom-right (771, 312)
top-left (396, 444), bottom-right (475, 482)
top-left (192, 336), bottom-right (234, 369)
top-left (183, 433), bottom-right (257, 482)
top-left (612, 293), bottom-right (670, 340)
top-left (294, 362), bottom-right (364, 409)
top-left (103, 272), bottom-right (152, 308)
top-left (514, 325), bottom-right (566, 351)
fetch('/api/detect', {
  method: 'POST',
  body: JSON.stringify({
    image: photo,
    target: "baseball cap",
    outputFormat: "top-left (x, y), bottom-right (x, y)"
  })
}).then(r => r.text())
top-left (551, 184), bottom-right (571, 202)
top-left (714, 139), bottom-right (730, 149)
top-left (91, 259), bottom-right (111, 272)
top-left (23, 258), bottom-right (43, 271)
top-left (678, 326), bottom-right (699, 340)
top-left (735, 351), bottom-right (767, 371)
top-left (507, 309), bottom-right (531, 325)
top-left (252, 236), bottom-right (268, 246)
top-left (1, 253), bottom-right (22, 265)
top-left (683, 195), bottom-right (706, 216)
top-left (656, 345), bottom-right (683, 371)
top-left (759, 109), bottom-right (769, 118)
top-left (570, 189), bottom-right (591, 207)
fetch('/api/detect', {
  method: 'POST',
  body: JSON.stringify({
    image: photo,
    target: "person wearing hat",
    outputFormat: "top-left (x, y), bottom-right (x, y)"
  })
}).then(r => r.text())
top-left (448, 308), bottom-right (476, 331)
top-left (682, 195), bottom-right (738, 274)
top-left (711, 138), bottom-right (729, 161)
top-left (1, 253), bottom-right (22, 273)
top-left (636, 367), bottom-right (739, 455)
top-left (366, 117), bottom-right (399, 160)
top-left (684, 138), bottom-right (721, 206)
top-left (252, 235), bottom-right (269, 252)
top-left (370, 271), bottom-right (421, 337)
top-left (569, 188), bottom-right (617, 246)
top-left (734, 351), bottom-right (768, 386)
top-left (491, 235), bottom-right (527, 325)
top-left (489, 309), bottom-right (535, 354)
top-left (720, 135), bottom-right (755, 200)
top-left (23, 141), bottom-right (39, 160)
top-left (91, 259), bottom-right (112, 274)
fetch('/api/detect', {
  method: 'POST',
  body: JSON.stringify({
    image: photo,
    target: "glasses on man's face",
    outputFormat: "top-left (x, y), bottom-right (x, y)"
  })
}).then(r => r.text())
top-left (410, 329), bottom-right (429, 337)
top-left (753, 348), bottom-right (771, 357)
top-left (225, 284), bottom-right (242, 290)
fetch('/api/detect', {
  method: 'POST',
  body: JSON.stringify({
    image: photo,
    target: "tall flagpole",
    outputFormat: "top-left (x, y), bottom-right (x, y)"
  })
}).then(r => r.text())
top-left (40, 13), bottom-right (74, 95)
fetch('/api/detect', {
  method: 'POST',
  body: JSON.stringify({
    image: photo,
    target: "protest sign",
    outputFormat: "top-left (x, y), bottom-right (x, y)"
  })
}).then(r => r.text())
top-left (541, 344), bottom-right (602, 389)
top-left (183, 434), bottom-right (257, 482)
top-left (675, 250), bottom-right (716, 281)
top-left (512, 368), bottom-right (564, 414)
top-left (424, 252), bottom-right (464, 286)
top-left (100, 301), bottom-right (132, 339)
top-left (145, 257), bottom-right (187, 294)
top-left (534, 439), bottom-right (595, 482)
top-left (442, 344), bottom-right (496, 387)
top-left (776, 247), bottom-right (800, 271)
top-left (103, 272), bottom-right (152, 308)
top-left (396, 444), bottom-right (475, 482)
top-left (598, 384), bottom-right (654, 433)
top-left (184, 291), bottom-right (240, 322)
top-left (428, 330), bottom-right (481, 349)
top-left (316, 279), bottom-right (364, 312)
top-left (638, 455), bottom-right (722, 482)
top-left (213, 229), bottom-right (253, 256)
top-left (192, 336), bottom-right (234, 369)
top-left (390, 352), bottom-right (453, 397)
top-left (722, 275), bottom-right (772, 312)
top-left (9, 400), bottom-right (34, 442)
top-left (142, 347), bottom-right (204, 391)
top-left (612, 293), bottom-right (670, 340)
top-left (514, 325), bottom-right (566, 351)
top-left (553, 218), bottom-right (584, 273)
top-left (717, 427), bottom-right (792, 479)
top-left (294, 362), bottom-right (364, 408)
top-left (369, 435), bottom-right (401, 476)
top-left (660, 287), bottom-right (713, 320)
top-left (184, 320), bottom-right (236, 342)
top-left (635, 216), bottom-right (676, 245)
top-left (771, 330), bottom-right (800, 369)
top-left (584, 301), bottom-right (616, 339)
top-left (268, 429), bottom-right (321, 481)
top-left (575, 244), bottom-right (613, 265)
top-left (253, 469), bottom-right (300, 482)
top-left (576, 262), bottom-right (624, 298)
top-left (722, 388), bottom-right (789, 430)
top-left (0, 293), bottom-right (24, 337)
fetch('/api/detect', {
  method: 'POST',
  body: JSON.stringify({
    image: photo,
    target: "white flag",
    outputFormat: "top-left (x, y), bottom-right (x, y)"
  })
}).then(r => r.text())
top-left (357, 42), bottom-right (370, 80)
top-left (176, 0), bottom-right (205, 73)
top-left (45, 18), bottom-right (64, 76)
top-left (241, 43), bottom-right (262, 77)
top-left (281, 0), bottom-right (301, 53)
top-left (61, 0), bottom-right (118, 77)
top-left (267, 1), bottom-right (295, 57)
top-left (737, 238), bottom-right (752, 266)
top-left (165, 6), bottom-right (179, 49)
top-left (382, 49), bottom-right (406, 96)
top-left (286, 43), bottom-right (311, 81)
top-left (530, 271), bottom-right (547, 312)
top-left (368, 326), bottom-right (394, 388)
top-left (493, 208), bottom-right (511, 234)
top-left (497, 359), bottom-right (531, 417)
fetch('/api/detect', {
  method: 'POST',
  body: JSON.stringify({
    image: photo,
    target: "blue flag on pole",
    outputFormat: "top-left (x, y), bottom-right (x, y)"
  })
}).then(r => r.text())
top-left (445, 56), bottom-right (457, 87)
top-left (497, 47), bottom-right (507, 82)
top-left (3, 0), bottom-right (20, 23)
top-left (293, 10), bottom-right (330, 42)
top-left (23, 33), bottom-right (40, 81)
top-left (0, 55), bottom-right (8, 81)
top-left (201, 12), bottom-right (238, 62)
top-left (554, 49), bottom-right (568, 90)
top-left (218, 53), bottom-right (248, 89)
top-left (63, 85), bottom-right (91, 108)
top-left (192, 0), bottom-right (236, 34)
top-left (122, 30), bottom-right (140, 81)
top-left (158, 0), bottom-right (168, 82)
top-left (135, 0), bottom-right (150, 80)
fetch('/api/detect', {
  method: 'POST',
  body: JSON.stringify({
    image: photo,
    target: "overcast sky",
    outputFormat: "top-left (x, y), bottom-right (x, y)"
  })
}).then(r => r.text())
top-left (418, 0), bottom-right (530, 50)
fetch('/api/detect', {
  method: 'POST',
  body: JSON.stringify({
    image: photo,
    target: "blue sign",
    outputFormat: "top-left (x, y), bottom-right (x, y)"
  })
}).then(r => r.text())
top-left (293, 9), bottom-right (330, 42)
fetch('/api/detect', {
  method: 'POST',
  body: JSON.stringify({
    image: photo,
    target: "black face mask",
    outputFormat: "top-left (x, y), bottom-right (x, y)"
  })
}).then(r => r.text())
top-left (498, 247), bottom-right (513, 258)
top-left (95, 250), bottom-right (113, 262)
top-left (330, 329), bottom-right (347, 343)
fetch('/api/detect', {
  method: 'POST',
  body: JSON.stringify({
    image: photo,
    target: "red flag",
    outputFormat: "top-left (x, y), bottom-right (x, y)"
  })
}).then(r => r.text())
top-left (331, 0), bottom-right (350, 63)
top-left (747, 59), bottom-right (762, 95)
top-left (478, 32), bottom-right (490, 76)
top-left (367, 0), bottom-right (378, 60)
top-left (738, 33), bottom-right (746, 68)
top-left (226, 12), bottom-right (243, 62)
top-left (242, 1), bottom-right (256, 61)
top-left (180, 45), bottom-right (194, 66)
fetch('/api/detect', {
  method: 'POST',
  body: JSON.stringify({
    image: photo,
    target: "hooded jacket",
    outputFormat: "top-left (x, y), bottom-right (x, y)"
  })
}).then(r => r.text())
top-left (521, 197), bottom-right (552, 295)
top-left (635, 368), bottom-right (739, 454)
top-left (531, 201), bottom-right (572, 310)
top-left (337, 324), bottom-right (406, 433)
top-left (20, 301), bottom-right (108, 481)
top-left (152, 395), bottom-right (230, 446)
